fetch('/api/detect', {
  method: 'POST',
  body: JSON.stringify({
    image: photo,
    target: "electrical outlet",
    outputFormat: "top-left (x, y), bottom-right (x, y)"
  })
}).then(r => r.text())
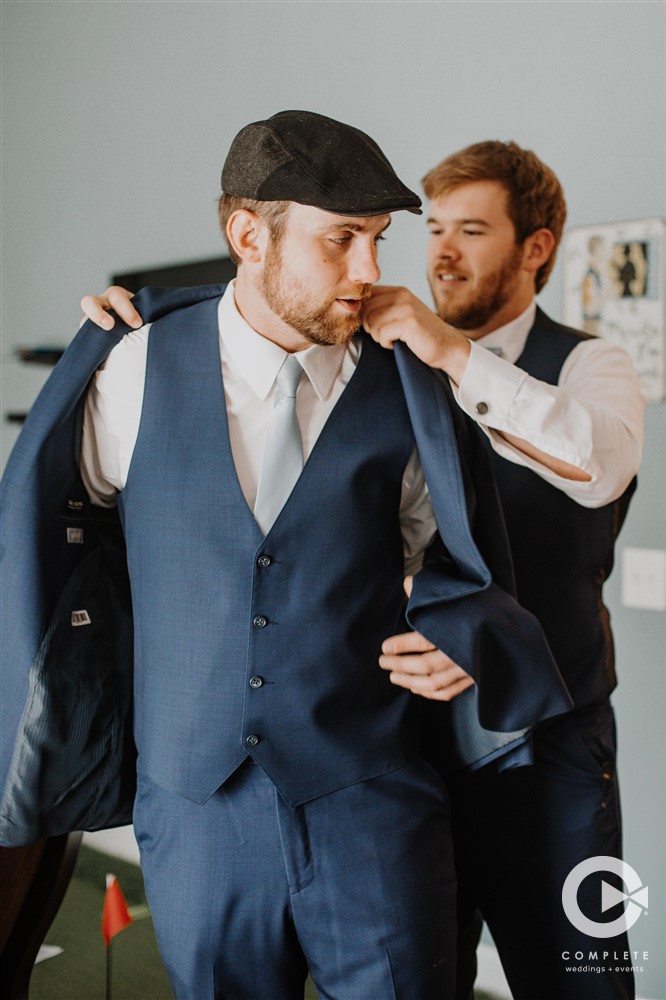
top-left (621, 547), bottom-right (666, 611)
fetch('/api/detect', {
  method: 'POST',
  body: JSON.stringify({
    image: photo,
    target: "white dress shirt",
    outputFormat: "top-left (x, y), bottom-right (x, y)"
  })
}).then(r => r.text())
top-left (81, 281), bottom-right (437, 574)
top-left (455, 301), bottom-right (645, 507)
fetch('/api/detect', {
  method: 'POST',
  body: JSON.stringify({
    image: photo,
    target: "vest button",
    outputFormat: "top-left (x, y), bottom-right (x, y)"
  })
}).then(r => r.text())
top-left (253, 615), bottom-right (268, 629)
top-left (257, 555), bottom-right (272, 568)
top-left (476, 401), bottom-right (489, 415)
top-left (245, 734), bottom-right (260, 748)
top-left (249, 675), bottom-right (264, 689)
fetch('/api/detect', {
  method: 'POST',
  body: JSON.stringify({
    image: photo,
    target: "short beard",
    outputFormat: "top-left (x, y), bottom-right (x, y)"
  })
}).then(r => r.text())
top-left (431, 243), bottom-right (524, 331)
top-left (261, 239), bottom-right (366, 347)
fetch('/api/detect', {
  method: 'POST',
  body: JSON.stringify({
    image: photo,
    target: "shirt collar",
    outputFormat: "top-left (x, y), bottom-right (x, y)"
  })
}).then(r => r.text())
top-left (475, 300), bottom-right (537, 364)
top-left (218, 279), bottom-right (352, 401)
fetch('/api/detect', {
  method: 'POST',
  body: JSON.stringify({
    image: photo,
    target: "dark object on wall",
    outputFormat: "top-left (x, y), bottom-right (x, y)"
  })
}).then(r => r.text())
top-left (7, 351), bottom-right (66, 427)
top-left (0, 832), bottom-right (83, 1000)
top-left (4, 257), bottom-right (236, 428)
top-left (112, 255), bottom-right (236, 294)
top-left (15, 348), bottom-right (65, 366)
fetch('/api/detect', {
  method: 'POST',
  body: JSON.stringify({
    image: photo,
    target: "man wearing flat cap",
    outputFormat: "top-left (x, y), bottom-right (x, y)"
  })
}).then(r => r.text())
top-left (0, 111), bottom-right (571, 999)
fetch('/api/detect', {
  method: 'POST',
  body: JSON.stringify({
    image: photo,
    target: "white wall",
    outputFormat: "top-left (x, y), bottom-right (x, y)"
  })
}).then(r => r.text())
top-left (2, 2), bottom-right (664, 996)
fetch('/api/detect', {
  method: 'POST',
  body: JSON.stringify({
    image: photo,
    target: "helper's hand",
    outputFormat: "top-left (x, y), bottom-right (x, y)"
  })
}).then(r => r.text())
top-left (379, 629), bottom-right (475, 701)
top-left (378, 574), bottom-right (474, 701)
top-left (362, 285), bottom-right (471, 385)
top-left (80, 286), bottom-right (143, 330)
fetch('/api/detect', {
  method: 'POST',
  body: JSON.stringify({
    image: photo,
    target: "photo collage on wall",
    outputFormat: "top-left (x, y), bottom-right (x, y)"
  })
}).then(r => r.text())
top-left (563, 217), bottom-right (665, 402)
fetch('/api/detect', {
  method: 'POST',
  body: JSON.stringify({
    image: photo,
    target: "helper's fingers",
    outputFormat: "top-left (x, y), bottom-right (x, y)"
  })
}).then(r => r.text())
top-left (381, 630), bottom-right (436, 656)
top-left (80, 286), bottom-right (142, 330)
top-left (365, 285), bottom-right (410, 308)
top-left (379, 650), bottom-right (445, 676)
top-left (361, 289), bottom-right (409, 347)
top-left (106, 285), bottom-right (142, 327)
top-left (80, 294), bottom-right (116, 330)
top-left (387, 669), bottom-right (475, 702)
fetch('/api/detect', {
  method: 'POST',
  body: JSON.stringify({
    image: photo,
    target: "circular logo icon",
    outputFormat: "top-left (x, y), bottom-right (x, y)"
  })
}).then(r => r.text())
top-left (562, 856), bottom-right (648, 938)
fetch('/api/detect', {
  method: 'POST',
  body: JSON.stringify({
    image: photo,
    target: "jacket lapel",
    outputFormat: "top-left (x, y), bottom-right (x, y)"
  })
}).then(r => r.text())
top-left (394, 342), bottom-right (572, 768)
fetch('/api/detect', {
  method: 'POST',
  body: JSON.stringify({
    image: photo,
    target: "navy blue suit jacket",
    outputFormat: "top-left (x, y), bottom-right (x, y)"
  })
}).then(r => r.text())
top-left (0, 285), bottom-right (572, 845)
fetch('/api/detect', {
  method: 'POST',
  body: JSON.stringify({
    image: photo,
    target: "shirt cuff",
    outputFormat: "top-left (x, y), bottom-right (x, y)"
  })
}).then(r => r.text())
top-left (456, 340), bottom-right (527, 427)
top-left (453, 340), bottom-right (600, 493)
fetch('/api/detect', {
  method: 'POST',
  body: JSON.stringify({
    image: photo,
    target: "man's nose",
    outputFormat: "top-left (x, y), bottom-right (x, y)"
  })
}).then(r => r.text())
top-left (348, 242), bottom-right (381, 285)
top-left (432, 233), bottom-right (461, 261)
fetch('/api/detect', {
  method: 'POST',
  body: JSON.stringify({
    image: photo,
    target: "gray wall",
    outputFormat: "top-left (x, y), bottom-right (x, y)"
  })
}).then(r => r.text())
top-left (2, 2), bottom-right (664, 996)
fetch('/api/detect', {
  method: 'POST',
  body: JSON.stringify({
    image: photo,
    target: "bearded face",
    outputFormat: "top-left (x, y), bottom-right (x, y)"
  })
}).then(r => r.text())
top-left (256, 204), bottom-right (387, 347)
top-left (426, 182), bottom-right (533, 339)
top-left (261, 236), bottom-right (371, 347)
top-left (429, 241), bottom-right (525, 332)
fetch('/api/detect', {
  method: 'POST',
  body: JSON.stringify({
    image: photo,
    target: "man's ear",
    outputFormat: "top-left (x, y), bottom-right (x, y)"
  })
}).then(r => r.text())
top-left (226, 210), bottom-right (266, 264)
top-left (522, 227), bottom-right (555, 276)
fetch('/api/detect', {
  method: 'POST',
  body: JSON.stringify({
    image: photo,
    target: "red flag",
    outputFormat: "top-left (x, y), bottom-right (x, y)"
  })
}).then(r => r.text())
top-left (101, 873), bottom-right (133, 946)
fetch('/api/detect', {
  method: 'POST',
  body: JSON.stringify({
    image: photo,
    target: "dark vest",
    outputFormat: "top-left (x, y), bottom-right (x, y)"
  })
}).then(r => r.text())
top-left (489, 310), bottom-right (636, 708)
top-left (118, 297), bottom-right (420, 806)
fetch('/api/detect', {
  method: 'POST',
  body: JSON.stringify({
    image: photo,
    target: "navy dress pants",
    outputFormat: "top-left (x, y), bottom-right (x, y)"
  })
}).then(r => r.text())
top-left (447, 703), bottom-right (634, 1000)
top-left (133, 757), bottom-right (456, 999)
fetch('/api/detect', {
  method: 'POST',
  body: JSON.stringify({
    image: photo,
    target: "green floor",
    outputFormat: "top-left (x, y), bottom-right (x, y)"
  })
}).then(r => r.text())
top-left (30, 845), bottom-right (173, 1000)
top-left (30, 844), bottom-right (499, 999)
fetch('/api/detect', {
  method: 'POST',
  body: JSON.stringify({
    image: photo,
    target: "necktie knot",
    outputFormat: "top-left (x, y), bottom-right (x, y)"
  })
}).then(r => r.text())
top-left (276, 354), bottom-right (303, 399)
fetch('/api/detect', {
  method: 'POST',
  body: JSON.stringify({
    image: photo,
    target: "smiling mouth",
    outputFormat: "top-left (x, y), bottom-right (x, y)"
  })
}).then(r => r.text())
top-left (436, 273), bottom-right (467, 285)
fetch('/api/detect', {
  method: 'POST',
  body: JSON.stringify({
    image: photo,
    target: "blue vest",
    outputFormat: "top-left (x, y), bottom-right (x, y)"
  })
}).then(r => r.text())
top-left (118, 297), bottom-right (420, 806)
top-left (489, 309), bottom-right (636, 708)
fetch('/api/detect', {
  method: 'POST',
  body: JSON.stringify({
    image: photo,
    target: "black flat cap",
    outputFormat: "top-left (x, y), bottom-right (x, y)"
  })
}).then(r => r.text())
top-left (221, 110), bottom-right (422, 216)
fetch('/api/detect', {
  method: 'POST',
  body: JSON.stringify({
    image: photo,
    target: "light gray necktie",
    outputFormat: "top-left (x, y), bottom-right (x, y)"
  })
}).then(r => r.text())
top-left (254, 354), bottom-right (304, 533)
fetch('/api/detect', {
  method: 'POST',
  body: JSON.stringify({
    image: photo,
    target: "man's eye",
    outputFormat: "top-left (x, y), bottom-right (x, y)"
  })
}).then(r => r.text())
top-left (374, 234), bottom-right (386, 244)
top-left (329, 236), bottom-right (352, 245)
top-left (463, 229), bottom-right (484, 236)
top-left (428, 229), bottom-right (442, 237)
